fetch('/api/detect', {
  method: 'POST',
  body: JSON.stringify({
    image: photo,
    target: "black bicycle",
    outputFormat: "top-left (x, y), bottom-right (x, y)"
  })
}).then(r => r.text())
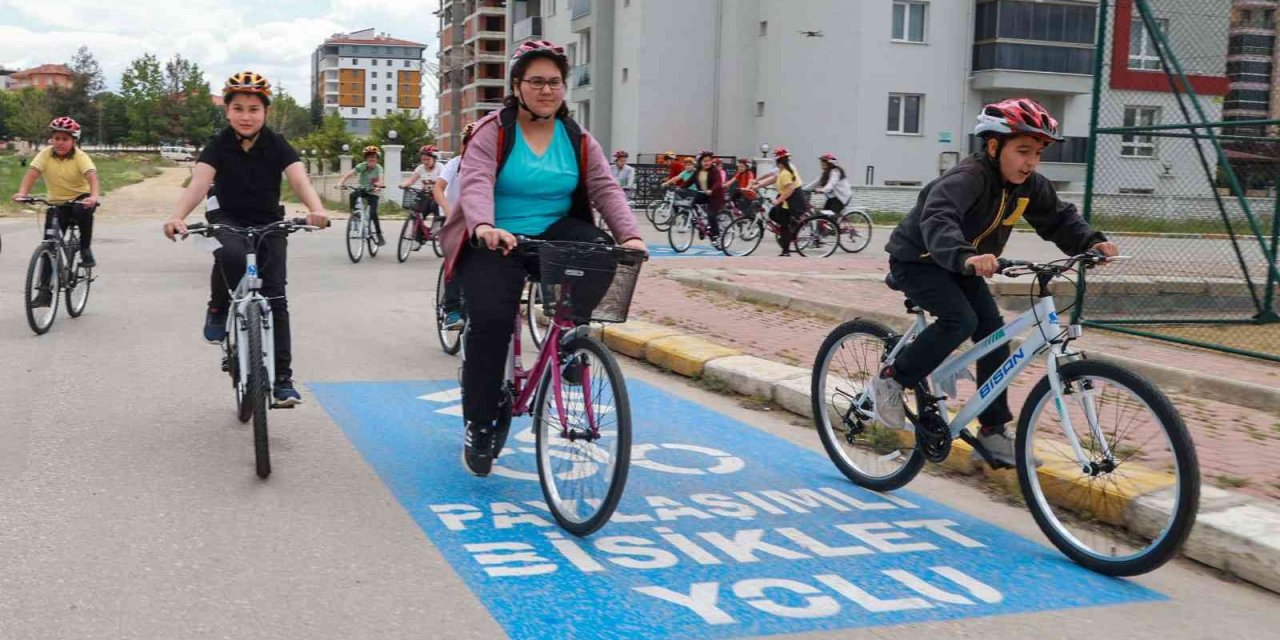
top-left (17, 196), bottom-right (96, 335)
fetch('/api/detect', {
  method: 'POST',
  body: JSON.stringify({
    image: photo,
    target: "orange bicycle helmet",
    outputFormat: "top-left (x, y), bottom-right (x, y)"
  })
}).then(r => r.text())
top-left (222, 71), bottom-right (272, 106)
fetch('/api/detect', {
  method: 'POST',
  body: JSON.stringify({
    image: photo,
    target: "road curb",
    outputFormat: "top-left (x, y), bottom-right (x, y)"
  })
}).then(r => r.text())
top-left (623, 285), bottom-right (1280, 594)
top-left (669, 272), bottom-right (1280, 415)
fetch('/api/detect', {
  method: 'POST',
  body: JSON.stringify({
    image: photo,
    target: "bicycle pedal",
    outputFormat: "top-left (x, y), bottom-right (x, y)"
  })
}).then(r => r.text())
top-left (270, 403), bottom-right (297, 410)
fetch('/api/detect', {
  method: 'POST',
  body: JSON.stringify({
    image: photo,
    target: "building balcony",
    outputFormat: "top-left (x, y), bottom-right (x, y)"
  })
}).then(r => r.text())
top-left (477, 1), bottom-right (507, 17)
top-left (571, 63), bottom-right (590, 89)
top-left (970, 69), bottom-right (1092, 95)
top-left (570, 0), bottom-right (591, 19)
top-left (514, 16), bottom-right (542, 43)
top-left (465, 101), bottom-right (504, 114)
top-left (463, 78), bottom-right (506, 91)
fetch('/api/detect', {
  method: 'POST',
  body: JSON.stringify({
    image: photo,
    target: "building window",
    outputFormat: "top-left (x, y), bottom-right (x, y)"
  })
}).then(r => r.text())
top-left (372, 108), bottom-right (378, 115)
top-left (1121, 106), bottom-right (1159, 157)
top-left (759, 21), bottom-right (768, 37)
top-left (405, 60), bottom-right (412, 67)
top-left (756, 101), bottom-right (765, 117)
top-left (622, 67), bottom-right (629, 82)
top-left (887, 93), bottom-right (923, 134)
top-left (386, 59), bottom-right (393, 66)
top-left (892, 1), bottom-right (926, 43)
top-left (352, 58), bottom-right (359, 65)
top-left (351, 107), bottom-right (358, 114)
top-left (972, 42), bottom-right (1093, 75)
top-left (977, 1), bottom-right (1096, 45)
top-left (372, 71), bottom-right (378, 78)
top-left (1128, 17), bottom-right (1168, 70)
top-left (1229, 33), bottom-right (1276, 56)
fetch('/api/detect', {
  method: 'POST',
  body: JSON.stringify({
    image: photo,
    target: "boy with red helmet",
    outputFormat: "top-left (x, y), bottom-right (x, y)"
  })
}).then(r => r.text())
top-left (13, 117), bottom-right (102, 283)
top-left (875, 98), bottom-right (1118, 467)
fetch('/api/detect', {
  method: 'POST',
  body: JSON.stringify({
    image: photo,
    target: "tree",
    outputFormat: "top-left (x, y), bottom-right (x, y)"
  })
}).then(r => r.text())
top-left (364, 111), bottom-right (434, 170)
top-left (267, 92), bottom-right (315, 140)
top-left (97, 93), bottom-right (131, 145)
top-left (7, 88), bottom-right (54, 144)
top-left (309, 96), bottom-right (324, 128)
top-left (292, 113), bottom-right (354, 169)
top-left (0, 90), bottom-right (13, 140)
top-left (71, 46), bottom-right (105, 96)
top-left (120, 53), bottom-right (165, 145)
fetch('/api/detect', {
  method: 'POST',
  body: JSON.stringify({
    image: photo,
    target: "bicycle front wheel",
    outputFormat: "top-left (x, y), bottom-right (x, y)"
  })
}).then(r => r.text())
top-left (1017, 360), bottom-right (1199, 576)
top-left (667, 210), bottom-right (693, 253)
top-left (396, 216), bottom-right (417, 262)
top-left (436, 264), bottom-right (463, 355)
top-left (65, 247), bottom-right (92, 318)
top-left (24, 244), bottom-right (61, 335)
top-left (812, 319), bottom-right (924, 490)
top-left (838, 210), bottom-right (873, 253)
top-left (721, 217), bottom-right (763, 257)
top-left (794, 214), bottom-right (840, 258)
top-left (533, 334), bottom-right (632, 536)
top-left (346, 215), bottom-right (365, 263)
top-left (245, 302), bottom-right (271, 479)
top-left (652, 201), bottom-right (674, 231)
top-left (367, 220), bottom-right (381, 258)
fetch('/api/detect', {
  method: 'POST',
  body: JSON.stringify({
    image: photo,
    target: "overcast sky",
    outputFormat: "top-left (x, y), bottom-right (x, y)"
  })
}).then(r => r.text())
top-left (0, 0), bottom-right (441, 117)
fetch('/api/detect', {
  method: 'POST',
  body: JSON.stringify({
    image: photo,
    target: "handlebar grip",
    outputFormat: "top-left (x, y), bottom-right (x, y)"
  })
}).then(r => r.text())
top-left (186, 222), bottom-right (207, 231)
top-left (290, 217), bottom-right (309, 226)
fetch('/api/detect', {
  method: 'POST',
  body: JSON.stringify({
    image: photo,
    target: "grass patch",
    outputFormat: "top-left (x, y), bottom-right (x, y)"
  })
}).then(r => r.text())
top-left (279, 180), bottom-right (407, 218)
top-left (1213, 474), bottom-right (1251, 489)
top-left (696, 375), bottom-right (735, 396)
top-left (0, 152), bottom-right (174, 215)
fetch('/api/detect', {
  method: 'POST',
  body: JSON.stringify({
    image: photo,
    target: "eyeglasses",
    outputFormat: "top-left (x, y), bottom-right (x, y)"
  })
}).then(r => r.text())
top-left (520, 77), bottom-right (565, 91)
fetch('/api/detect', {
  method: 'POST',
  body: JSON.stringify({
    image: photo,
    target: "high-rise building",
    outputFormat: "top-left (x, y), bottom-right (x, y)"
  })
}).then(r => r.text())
top-left (507, 0), bottom-right (1227, 196)
top-left (1225, 0), bottom-right (1278, 134)
top-left (311, 29), bottom-right (426, 136)
top-left (436, 0), bottom-right (509, 153)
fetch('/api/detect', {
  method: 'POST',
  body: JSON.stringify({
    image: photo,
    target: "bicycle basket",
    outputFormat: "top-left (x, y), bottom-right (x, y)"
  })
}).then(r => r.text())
top-left (401, 188), bottom-right (426, 210)
top-left (538, 242), bottom-right (645, 324)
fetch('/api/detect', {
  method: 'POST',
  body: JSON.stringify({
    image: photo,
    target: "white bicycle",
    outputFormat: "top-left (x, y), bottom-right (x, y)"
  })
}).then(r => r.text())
top-left (184, 218), bottom-right (324, 478)
top-left (342, 185), bottom-right (381, 263)
top-left (811, 253), bottom-right (1199, 576)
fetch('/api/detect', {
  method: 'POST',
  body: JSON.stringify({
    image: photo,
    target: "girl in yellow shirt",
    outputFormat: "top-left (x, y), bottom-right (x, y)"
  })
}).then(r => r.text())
top-left (12, 117), bottom-right (101, 270)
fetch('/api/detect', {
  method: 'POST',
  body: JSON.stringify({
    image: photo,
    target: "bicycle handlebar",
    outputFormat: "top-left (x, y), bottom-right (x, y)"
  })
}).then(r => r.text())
top-left (14, 195), bottom-right (96, 207)
top-left (183, 218), bottom-right (327, 238)
top-left (965, 251), bottom-right (1130, 277)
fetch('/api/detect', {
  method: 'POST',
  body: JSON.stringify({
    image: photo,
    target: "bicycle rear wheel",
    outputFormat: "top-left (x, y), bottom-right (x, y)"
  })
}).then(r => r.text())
top-left (1017, 360), bottom-right (1199, 576)
top-left (396, 216), bottom-right (417, 262)
top-left (245, 302), bottom-right (271, 479)
top-left (533, 334), bottom-right (632, 536)
top-left (525, 280), bottom-right (549, 349)
top-left (24, 244), bottom-right (61, 335)
top-left (812, 319), bottom-right (924, 490)
top-left (346, 214), bottom-right (364, 263)
top-left (794, 214), bottom-right (840, 258)
top-left (367, 220), bottom-right (381, 258)
top-left (837, 210), bottom-right (873, 253)
top-left (65, 249), bottom-right (92, 318)
top-left (667, 210), bottom-right (693, 253)
top-left (721, 217), bottom-right (763, 257)
top-left (652, 201), bottom-right (674, 231)
top-left (436, 264), bottom-right (463, 355)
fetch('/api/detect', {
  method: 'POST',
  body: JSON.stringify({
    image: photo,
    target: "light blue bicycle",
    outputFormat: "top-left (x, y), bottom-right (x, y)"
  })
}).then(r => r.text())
top-left (811, 252), bottom-right (1199, 576)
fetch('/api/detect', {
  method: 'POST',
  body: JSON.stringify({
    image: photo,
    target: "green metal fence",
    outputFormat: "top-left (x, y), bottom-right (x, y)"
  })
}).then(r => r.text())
top-left (1078, 0), bottom-right (1280, 362)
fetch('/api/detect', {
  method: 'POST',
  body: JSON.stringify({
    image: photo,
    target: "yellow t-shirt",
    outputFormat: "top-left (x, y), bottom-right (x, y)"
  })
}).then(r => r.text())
top-left (30, 147), bottom-right (96, 202)
top-left (776, 167), bottom-right (802, 209)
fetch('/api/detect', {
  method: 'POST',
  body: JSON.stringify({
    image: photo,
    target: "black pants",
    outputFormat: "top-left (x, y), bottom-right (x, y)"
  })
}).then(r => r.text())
top-left (38, 203), bottom-right (96, 285)
top-left (692, 192), bottom-right (721, 238)
top-left (769, 205), bottom-right (796, 252)
top-left (887, 259), bottom-right (1013, 428)
top-left (350, 192), bottom-right (383, 238)
top-left (208, 213), bottom-right (293, 380)
top-left (457, 216), bottom-right (611, 424)
top-left (823, 196), bottom-right (846, 214)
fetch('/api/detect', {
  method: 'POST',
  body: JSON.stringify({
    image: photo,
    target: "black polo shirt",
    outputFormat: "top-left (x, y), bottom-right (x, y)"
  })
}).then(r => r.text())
top-left (197, 126), bottom-right (300, 224)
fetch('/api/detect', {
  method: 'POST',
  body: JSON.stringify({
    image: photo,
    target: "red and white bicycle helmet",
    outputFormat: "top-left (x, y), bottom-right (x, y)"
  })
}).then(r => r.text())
top-left (773, 147), bottom-right (792, 160)
top-left (49, 116), bottom-right (82, 139)
top-left (819, 153), bottom-right (838, 163)
top-left (420, 144), bottom-right (438, 157)
top-left (510, 39), bottom-right (567, 65)
top-left (613, 149), bottom-right (629, 159)
top-left (974, 98), bottom-right (1063, 143)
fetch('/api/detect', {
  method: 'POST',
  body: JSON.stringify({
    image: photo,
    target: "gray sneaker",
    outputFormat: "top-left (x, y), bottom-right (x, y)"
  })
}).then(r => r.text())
top-left (871, 375), bottom-right (907, 431)
top-left (974, 428), bottom-right (1042, 468)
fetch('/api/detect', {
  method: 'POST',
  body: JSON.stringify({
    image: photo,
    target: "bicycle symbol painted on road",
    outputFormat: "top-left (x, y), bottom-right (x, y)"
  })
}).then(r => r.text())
top-left (418, 386), bottom-right (746, 481)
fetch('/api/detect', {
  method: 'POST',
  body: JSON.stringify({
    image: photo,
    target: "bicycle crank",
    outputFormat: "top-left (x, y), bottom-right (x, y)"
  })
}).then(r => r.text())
top-left (914, 405), bottom-right (951, 464)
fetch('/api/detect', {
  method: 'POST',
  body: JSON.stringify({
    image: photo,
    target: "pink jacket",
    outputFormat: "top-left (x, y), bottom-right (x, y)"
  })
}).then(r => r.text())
top-left (441, 111), bottom-right (643, 278)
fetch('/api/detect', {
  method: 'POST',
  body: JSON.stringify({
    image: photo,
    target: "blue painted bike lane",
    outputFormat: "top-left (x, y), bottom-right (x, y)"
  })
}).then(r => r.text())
top-left (310, 379), bottom-right (1161, 640)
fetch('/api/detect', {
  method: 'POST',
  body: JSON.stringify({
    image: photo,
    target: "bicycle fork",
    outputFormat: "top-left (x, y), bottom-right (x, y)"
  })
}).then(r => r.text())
top-left (1045, 351), bottom-right (1115, 475)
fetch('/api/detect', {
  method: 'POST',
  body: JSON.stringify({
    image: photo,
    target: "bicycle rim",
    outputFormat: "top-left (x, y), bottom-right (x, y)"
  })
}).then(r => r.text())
top-left (722, 218), bottom-right (762, 256)
top-left (436, 265), bottom-right (462, 355)
top-left (66, 259), bottom-right (91, 317)
top-left (397, 217), bottom-right (415, 262)
top-left (246, 303), bottom-right (271, 479)
top-left (668, 211), bottom-right (692, 252)
top-left (796, 216), bottom-right (839, 258)
top-left (839, 211), bottom-right (873, 253)
top-left (25, 246), bottom-right (60, 335)
top-left (813, 321), bottom-right (923, 489)
top-left (346, 216), bottom-right (364, 263)
top-left (534, 336), bottom-right (631, 536)
top-left (430, 217), bottom-right (444, 257)
top-left (525, 281), bottom-right (549, 349)
top-left (1017, 360), bottom-right (1199, 576)
top-left (653, 202), bottom-right (674, 231)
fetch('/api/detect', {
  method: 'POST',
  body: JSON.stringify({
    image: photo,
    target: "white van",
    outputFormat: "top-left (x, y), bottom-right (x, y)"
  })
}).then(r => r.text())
top-left (160, 146), bottom-right (195, 162)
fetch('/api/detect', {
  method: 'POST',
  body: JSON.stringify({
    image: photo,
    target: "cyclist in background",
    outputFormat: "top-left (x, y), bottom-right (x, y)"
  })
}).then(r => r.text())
top-left (767, 148), bottom-right (805, 256)
top-left (401, 144), bottom-right (444, 220)
top-left (610, 150), bottom-right (635, 200)
top-left (339, 146), bottom-right (386, 245)
top-left (12, 117), bottom-right (101, 288)
top-left (434, 122), bottom-right (480, 329)
top-left (805, 153), bottom-right (853, 216)
top-left (162, 72), bottom-right (330, 407)
top-left (663, 150), bottom-right (683, 182)
top-left (664, 150), bottom-right (726, 242)
top-left (875, 98), bottom-right (1118, 466)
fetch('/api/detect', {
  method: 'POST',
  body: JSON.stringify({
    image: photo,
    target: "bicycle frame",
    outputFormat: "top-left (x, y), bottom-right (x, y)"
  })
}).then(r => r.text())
top-left (880, 292), bottom-right (1106, 466)
top-left (505, 283), bottom-right (599, 437)
top-left (228, 250), bottom-right (277, 397)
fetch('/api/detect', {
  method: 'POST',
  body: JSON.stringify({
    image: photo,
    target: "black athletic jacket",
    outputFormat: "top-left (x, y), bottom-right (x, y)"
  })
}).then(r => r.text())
top-left (884, 154), bottom-right (1106, 273)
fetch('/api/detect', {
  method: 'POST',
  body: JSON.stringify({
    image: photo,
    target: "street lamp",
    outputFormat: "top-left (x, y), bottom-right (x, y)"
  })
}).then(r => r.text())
top-left (388, 129), bottom-right (399, 141)
top-left (342, 143), bottom-right (350, 152)
top-left (760, 143), bottom-right (771, 157)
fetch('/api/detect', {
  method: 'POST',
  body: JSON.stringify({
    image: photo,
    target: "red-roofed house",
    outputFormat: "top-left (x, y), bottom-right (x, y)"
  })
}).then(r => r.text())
top-left (10, 63), bottom-right (75, 90)
top-left (311, 28), bottom-right (427, 135)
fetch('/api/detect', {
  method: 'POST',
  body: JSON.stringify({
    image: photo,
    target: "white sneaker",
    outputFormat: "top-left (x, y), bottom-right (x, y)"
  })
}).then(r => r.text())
top-left (871, 375), bottom-right (908, 430)
top-left (974, 429), bottom-right (1042, 468)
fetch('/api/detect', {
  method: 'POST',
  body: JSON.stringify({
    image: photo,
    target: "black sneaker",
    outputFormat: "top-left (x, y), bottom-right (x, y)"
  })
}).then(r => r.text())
top-left (463, 422), bottom-right (497, 477)
top-left (30, 288), bottom-right (53, 308)
top-left (375, 234), bottom-right (387, 246)
top-left (78, 248), bottom-right (96, 268)
top-left (272, 377), bottom-right (302, 407)
top-left (203, 307), bottom-right (228, 344)
top-left (562, 355), bottom-right (585, 386)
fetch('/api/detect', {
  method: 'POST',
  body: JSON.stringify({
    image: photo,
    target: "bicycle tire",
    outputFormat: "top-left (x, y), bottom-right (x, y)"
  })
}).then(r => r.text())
top-left (430, 216), bottom-right (445, 257)
top-left (533, 334), bottom-right (632, 536)
top-left (65, 241), bottom-right (92, 318)
top-left (1016, 359), bottom-right (1199, 576)
top-left (721, 217), bottom-right (763, 257)
top-left (245, 302), bottom-right (271, 479)
top-left (652, 201), bottom-right (674, 231)
top-left (367, 221), bottom-right (381, 258)
top-left (396, 216), bottom-right (416, 262)
top-left (667, 210), bottom-right (693, 253)
top-left (794, 214), bottom-right (840, 258)
top-left (24, 244), bottom-right (61, 335)
top-left (837, 210), bottom-right (873, 253)
top-left (525, 280), bottom-right (549, 349)
top-left (812, 319), bottom-right (925, 490)
top-left (227, 311), bottom-right (251, 424)
top-left (345, 214), bottom-right (364, 263)
top-left (436, 264), bottom-right (463, 355)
